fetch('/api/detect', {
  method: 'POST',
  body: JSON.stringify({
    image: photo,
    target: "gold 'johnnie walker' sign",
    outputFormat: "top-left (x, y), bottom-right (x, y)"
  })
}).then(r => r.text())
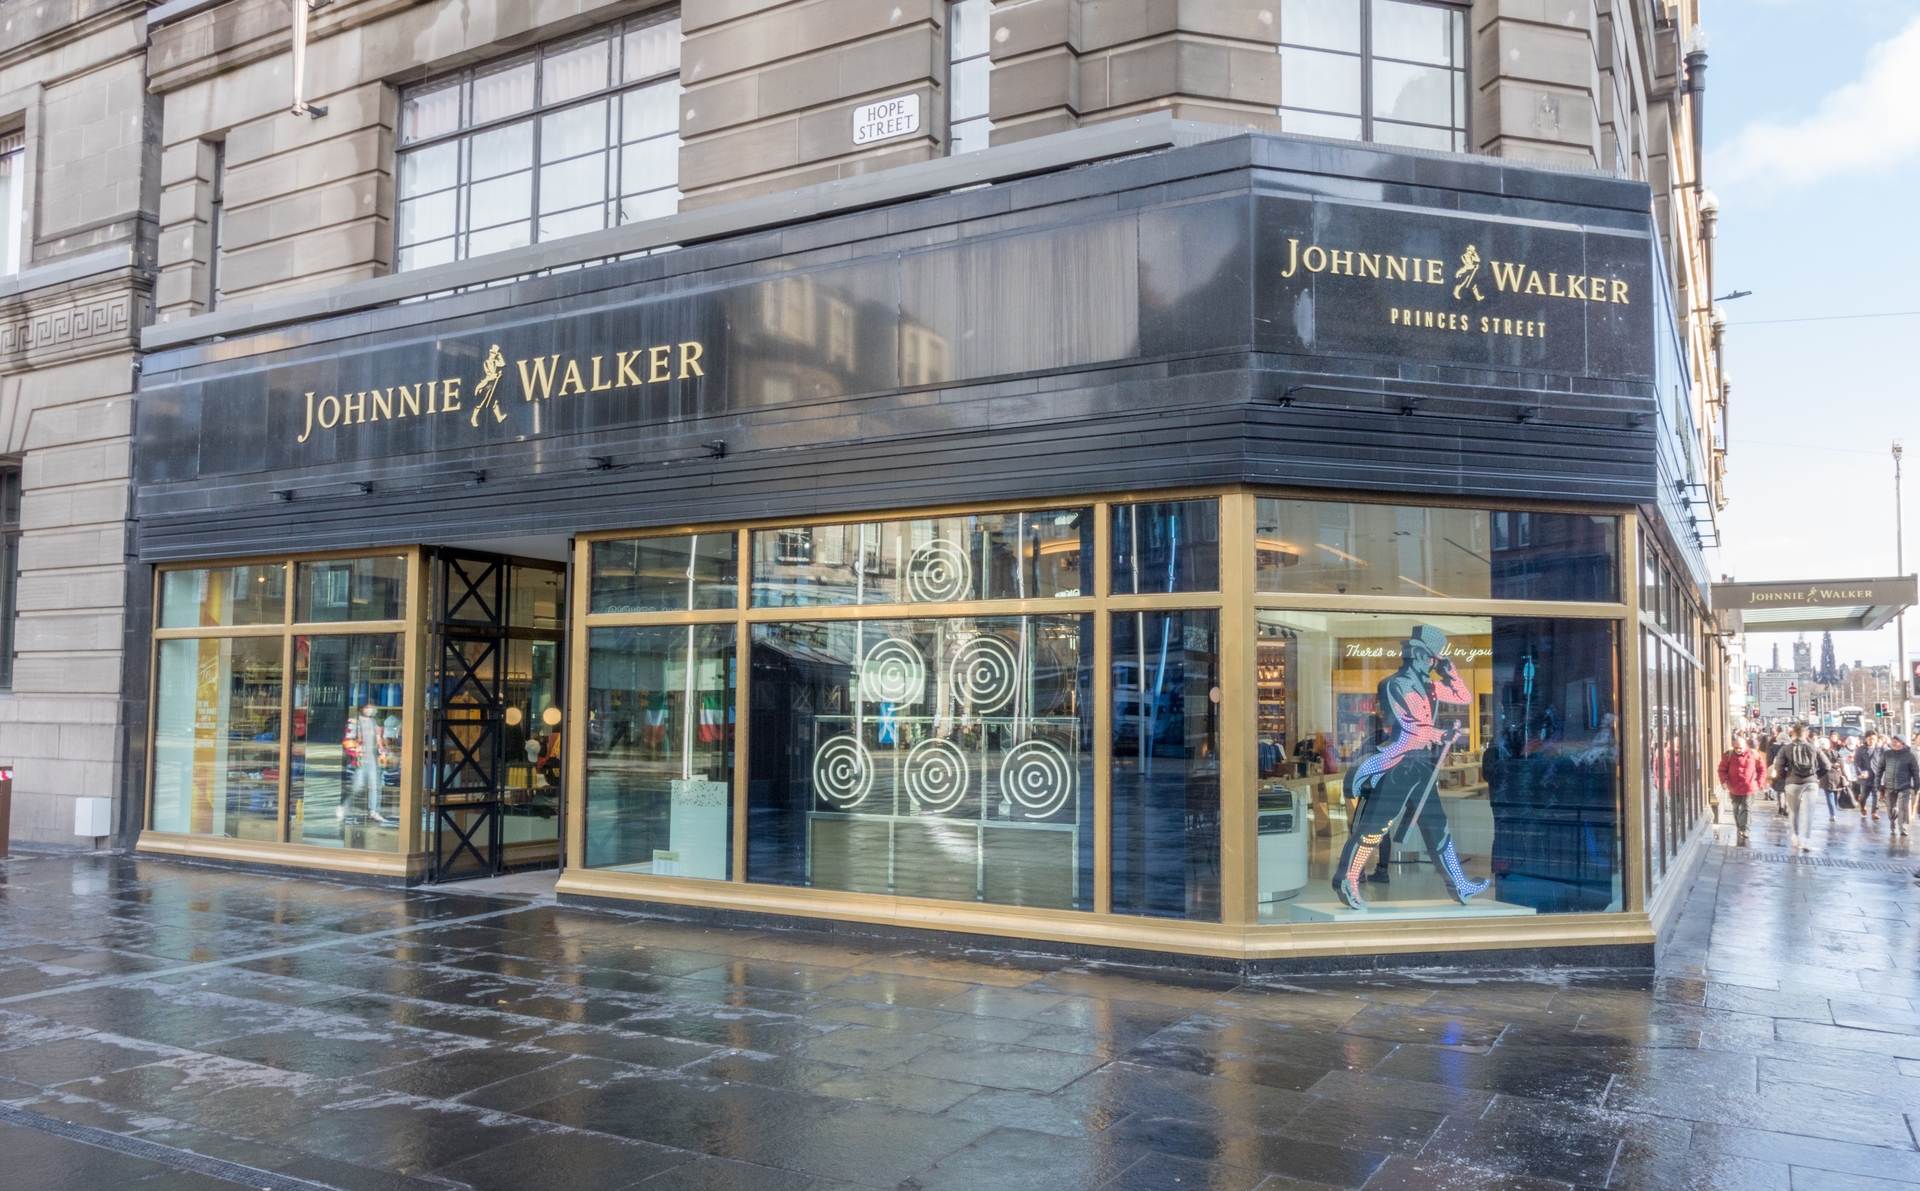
top-left (294, 339), bottom-right (706, 444)
top-left (1277, 237), bottom-right (1631, 343)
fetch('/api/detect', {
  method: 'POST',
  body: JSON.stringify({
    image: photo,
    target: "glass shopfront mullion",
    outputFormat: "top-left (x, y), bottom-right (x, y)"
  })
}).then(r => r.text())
top-left (1657, 636), bottom-right (1671, 871)
top-left (1090, 504), bottom-right (1114, 913)
top-left (1675, 646), bottom-right (1687, 854)
top-left (732, 527), bottom-right (752, 881)
top-left (1661, 641), bottom-right (1673, 865)
top-left (1660, 634), bottom-right (1672, 873)
top-left (278, 632), bottom-right (294, 842)
top-left (1648, 634), bottom-right (1661, 876)
top-left (1670, 645), bottom-right (1681, 857)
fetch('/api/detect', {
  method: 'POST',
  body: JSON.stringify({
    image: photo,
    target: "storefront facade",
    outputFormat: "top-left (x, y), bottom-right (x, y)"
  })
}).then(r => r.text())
top-left (130, 130), bottom-right (1717, 967)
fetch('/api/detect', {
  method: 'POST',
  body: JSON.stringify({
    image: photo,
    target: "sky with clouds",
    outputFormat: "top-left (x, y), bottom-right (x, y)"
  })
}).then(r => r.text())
top-left (1706, 0), bottom-right (1920, 679)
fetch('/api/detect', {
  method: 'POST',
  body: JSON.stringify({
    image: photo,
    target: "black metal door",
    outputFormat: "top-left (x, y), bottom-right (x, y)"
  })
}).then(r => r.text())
top-left (427, 550), bottom-right (509, 881)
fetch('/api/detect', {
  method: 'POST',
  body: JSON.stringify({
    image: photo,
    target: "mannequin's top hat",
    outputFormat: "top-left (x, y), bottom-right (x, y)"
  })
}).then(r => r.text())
top-left (1404, 625), bottom-right (1447, 655)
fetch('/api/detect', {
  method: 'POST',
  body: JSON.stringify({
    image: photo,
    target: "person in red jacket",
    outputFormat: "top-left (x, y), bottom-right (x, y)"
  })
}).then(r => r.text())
top-left (1718, 733), bottom-right (1767, 845)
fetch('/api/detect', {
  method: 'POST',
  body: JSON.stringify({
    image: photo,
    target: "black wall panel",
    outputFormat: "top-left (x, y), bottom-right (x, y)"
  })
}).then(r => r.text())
top-left (134, 134), bottom-right (1664, 562)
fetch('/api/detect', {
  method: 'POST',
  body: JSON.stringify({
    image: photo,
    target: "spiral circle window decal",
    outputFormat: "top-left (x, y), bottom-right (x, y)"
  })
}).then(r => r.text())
top-left (860, 637), bottom-right (926, 704)
top-left (950, 635), bottom-right (1018, 713)
top-left (903, 737), bottom-right (969, 814)
top-left (811, 736), bottom-right (874, 809)
top-left (1000, 739), bottom-right (1074, 819)
top-left (905, 539), bottom-right (972, 603)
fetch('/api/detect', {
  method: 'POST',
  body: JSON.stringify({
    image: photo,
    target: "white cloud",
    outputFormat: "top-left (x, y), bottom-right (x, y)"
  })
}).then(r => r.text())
top-left (1713, 14), bottom-right (1920, 187)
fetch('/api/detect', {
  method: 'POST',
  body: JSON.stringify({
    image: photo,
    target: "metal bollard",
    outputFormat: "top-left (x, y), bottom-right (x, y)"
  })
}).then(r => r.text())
top-left (0, 767), bottom-right (12, 859)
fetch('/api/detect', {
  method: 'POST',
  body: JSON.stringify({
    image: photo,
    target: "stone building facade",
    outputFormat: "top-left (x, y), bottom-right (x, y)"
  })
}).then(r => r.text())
top-left (0, 0), bottom-right (1730, 963)
top-left (0, 0), bottom-right (156, 846)
top-left (105, 0), bottom-right (1734, 968)
top-left (139, 0), bottom-right (1724, 517)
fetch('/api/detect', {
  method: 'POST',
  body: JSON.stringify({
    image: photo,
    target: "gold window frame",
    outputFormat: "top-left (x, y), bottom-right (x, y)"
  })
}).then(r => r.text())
top-left (138, 546), bottom-right (427, 881)
top-left (562, 487), bottom-right (1661, 962)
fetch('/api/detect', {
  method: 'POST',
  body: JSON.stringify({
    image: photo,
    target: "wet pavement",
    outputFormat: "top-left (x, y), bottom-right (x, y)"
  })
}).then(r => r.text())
top-left (2, 796), bottom-right (1918, 1191)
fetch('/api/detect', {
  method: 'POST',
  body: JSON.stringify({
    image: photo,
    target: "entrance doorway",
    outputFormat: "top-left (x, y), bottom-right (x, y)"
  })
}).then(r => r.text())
top-left (426, 548), bottom-right (567, 881)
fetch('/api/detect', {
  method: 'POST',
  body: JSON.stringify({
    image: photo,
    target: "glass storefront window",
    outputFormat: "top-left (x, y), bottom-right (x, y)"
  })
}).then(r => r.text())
top-left (592, 534), bottom-right (737, 612)
top-left (750, 510), bottom-right (1089, 607)
top-left (290, 634), bottom-right (405, 851)
top-left (1256, 499), bottom-right (1617, 602)
top-left (585, 624), bottom-right (736, 876)
top-left (152, 636), bottom-right (284, 839)
top-left (504, 636), bottom-right (565, 862)
top-left (1111, 500), bottom-right (1220, 594)
top-left (159, 564), bottom-right (287, 628)
top-left (1111, 609), bottom-right (1221, 920)
top-left (296, 556), bottom-right (408, 622)
top-left (1254, 610), bottom-right (1619, 920)
top-left (511, 565), bottom-right (566, 629)
top-left (748, 615), bottom-right (1092, 909)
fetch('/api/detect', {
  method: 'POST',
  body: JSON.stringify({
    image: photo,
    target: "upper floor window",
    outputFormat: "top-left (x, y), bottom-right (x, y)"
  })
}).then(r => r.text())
top-left (208, 141), bottom-right (227, 308)
top-left (0, 132), bottom-right (24, 276)
top-left (1278, 0), bottom-right (1467, 152)
top-left (395, 10), bottom-right (682, 273)
top-left (947, 0), bottom-right (993, 154)
top-left (0, 466), bottom-right (19, 688)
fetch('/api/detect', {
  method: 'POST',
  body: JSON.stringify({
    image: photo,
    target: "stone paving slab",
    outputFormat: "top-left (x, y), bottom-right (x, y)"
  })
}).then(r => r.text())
top-left (2, 795), bottom-right (1918, 1190)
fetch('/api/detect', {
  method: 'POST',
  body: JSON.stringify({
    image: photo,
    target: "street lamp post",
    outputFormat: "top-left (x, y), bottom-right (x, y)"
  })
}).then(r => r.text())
top-left (1898, 440), bottom-right (1909, 738)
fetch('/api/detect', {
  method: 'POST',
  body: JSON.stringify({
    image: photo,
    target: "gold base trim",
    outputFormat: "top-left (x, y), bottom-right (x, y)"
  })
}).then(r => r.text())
top-left (135, 831), bottom-right (425, 880)
top-left (555, 870), bottom-right (1654, 961)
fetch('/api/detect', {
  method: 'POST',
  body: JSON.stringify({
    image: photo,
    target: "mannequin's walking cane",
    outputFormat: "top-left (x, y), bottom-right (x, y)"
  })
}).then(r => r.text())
top-left (1393, 722), bottom-right (1462, 845)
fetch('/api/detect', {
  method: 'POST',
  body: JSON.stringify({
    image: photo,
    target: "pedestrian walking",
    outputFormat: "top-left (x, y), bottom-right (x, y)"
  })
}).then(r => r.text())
top-left (1771, 726), bottom-right (1828, 852)
top-left (1879, 736), bottom-right (1919, 837)
top-left (1836, 736), bottom-right (1861, 809)
top-left (1717, 733), bottom-right (1766, 844)
top-left (1827, 734), bottom-right (1853, 818)
top-left (1857, 732), bottom-right (1884, 820)
top-left (1767, 729), bottom-right (1790, 816)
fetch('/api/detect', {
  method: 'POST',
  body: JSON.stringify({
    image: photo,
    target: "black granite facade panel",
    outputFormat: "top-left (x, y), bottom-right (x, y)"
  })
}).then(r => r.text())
top-left (133, 133), bottom-right (1666, 563)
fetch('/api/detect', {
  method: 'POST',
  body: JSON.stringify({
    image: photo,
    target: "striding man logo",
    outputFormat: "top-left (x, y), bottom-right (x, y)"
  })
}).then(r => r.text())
top-left (1452, 245), bottom-right (1485, 302)
top-left (469, 344), bottom-right (508, 428)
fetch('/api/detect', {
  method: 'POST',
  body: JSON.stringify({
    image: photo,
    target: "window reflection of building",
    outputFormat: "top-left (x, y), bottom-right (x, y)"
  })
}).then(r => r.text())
top-left (750, 511), bottom-right (1087, 607)
top-left (776, 527), bottom-right (813, 565)
top-left (1258, 498), bottom-right (1617, 602)
top-left (1637, 530), bottom-right (1704, 897)
top-left (900, 320), bottom-right (947, 385)
top-left (738, 270), bottom-right (949, 405)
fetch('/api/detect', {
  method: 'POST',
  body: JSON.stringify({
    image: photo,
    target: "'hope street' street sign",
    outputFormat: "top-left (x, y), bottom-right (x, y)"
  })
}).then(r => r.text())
top-left (852, 94), bottom-right (919, 146)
